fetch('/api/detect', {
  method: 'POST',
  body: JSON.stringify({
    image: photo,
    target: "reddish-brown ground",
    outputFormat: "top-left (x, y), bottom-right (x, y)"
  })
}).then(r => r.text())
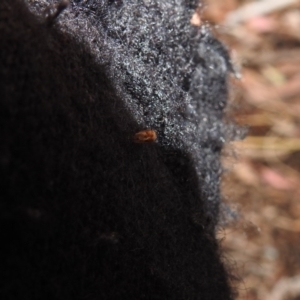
top-left (196, 1), bottom-right (300, 299)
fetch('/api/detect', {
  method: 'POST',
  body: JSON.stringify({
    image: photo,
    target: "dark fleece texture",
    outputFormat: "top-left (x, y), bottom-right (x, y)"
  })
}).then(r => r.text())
top-left (1, 0), bottom-right (235, 299)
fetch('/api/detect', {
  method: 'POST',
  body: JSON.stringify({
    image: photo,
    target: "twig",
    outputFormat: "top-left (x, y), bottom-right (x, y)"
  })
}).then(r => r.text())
top-left (266, 275), bottom-right (300, 300)
top-left (225, 0), bottom-right (299, 27)
top-left (233, 136), bottom-right (300, 152)
top-left (274, 217), bottom-right (300, 232)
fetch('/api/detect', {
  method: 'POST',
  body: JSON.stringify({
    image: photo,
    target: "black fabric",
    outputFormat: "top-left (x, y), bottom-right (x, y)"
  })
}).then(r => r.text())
top-left (0, 0), bottom-right (235, 299)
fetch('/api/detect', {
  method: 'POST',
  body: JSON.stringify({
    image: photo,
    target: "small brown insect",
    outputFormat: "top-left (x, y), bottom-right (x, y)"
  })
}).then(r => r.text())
top-left (133, 129), bottom-right (157, 143)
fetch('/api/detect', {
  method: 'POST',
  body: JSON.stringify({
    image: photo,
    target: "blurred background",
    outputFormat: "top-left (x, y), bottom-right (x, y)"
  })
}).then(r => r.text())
top-left (194, 0), bottom-right (300, 299)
